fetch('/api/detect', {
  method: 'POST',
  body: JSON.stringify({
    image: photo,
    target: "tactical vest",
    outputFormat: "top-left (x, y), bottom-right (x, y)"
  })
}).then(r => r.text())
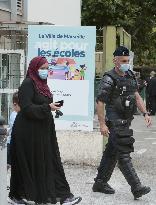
top-left (105, 69), bottom-right (138, 119)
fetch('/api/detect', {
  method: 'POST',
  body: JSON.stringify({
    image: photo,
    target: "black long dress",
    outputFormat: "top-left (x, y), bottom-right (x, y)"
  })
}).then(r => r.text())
top-left (9, 78), bottom-right (71, 204)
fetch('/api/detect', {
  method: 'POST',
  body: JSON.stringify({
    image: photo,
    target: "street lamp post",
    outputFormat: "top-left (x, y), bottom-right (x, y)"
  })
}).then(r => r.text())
top-left (0, 116), bottom-right (7, 205)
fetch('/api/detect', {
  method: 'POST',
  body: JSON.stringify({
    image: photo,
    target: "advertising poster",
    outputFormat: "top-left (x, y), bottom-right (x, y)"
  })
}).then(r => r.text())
top-left (28, 25), bottom-right (96, 131)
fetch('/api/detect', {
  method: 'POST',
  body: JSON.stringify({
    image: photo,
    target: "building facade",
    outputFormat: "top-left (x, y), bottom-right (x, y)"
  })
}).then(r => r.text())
top-left (0, 0), bottom-right (27, 22)
top-left (0, 0), bottom-right (27, 122)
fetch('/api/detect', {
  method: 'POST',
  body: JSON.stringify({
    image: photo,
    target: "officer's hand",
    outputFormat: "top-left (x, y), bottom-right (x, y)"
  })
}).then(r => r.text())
top-left (100, 123), bottom-right (110, 137)
top-left (144, 114), bottom-right (152, 127)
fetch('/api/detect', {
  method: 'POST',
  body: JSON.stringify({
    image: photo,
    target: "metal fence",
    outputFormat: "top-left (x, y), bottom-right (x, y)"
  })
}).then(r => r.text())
top-left (0, 27), bottom-right (27, 122)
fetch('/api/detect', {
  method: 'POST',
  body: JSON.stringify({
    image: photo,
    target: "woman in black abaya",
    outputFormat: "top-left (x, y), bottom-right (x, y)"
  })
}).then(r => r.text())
top-left (9, 56), bottom-right (82, 205)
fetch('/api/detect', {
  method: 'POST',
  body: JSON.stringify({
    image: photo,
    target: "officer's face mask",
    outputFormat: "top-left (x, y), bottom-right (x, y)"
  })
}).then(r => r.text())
top-left (119, 64), bottom-right (130, 73)
top-left (38, 69), bottom-right (48, 80)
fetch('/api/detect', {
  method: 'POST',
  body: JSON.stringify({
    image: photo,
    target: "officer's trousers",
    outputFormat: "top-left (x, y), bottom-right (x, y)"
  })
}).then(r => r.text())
top-left (96, 120), bottom-right (141, 190)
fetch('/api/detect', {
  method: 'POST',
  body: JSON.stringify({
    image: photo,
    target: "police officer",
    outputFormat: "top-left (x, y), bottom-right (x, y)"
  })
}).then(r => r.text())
top-left (92, 46), bottom-right (152, 199)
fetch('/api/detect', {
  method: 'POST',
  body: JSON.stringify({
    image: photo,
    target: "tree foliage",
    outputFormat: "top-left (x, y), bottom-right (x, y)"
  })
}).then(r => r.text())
top-left (82, 0), bottom-right (156, 65)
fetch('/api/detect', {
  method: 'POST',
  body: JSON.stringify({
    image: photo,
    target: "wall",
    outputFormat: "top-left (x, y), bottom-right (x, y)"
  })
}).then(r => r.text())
top-left (0, 0), bottom-right (11, 10)
top-left (0, 36), bottom-right (12, 50)
top-left (57, 130), bottom-right (104, 166)
top-left (0, 0), bottom-right (26, 22)
top-left (103, 26), bottom-right (116, 72)
top-left (0, 9), bottom-right (11, 21)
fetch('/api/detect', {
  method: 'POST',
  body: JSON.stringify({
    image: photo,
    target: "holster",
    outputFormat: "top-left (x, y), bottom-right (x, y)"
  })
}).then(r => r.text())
top-left (107, 119), bottom-right (135, 153)
top-left (115, 127), bottom-right (134, 153)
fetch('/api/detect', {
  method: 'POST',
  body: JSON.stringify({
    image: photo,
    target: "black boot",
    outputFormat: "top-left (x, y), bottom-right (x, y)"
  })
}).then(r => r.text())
top-left (132, 185), bottom-right (151, 200)
top-left (118, 154), bottom-right (151, 199)
top-left (92, 179), bottom-right (115, 194)
top-left (92, 156), bottom-right (117, 194)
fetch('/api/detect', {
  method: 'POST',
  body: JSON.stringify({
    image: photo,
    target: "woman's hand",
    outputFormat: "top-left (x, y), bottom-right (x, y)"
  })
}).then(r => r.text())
top-left (49, 103), bottom-right (60, 111)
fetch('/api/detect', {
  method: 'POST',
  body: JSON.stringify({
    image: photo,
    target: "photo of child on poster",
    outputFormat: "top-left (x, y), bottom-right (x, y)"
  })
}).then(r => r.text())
top-left (48, 58), bottom-right (87, 80)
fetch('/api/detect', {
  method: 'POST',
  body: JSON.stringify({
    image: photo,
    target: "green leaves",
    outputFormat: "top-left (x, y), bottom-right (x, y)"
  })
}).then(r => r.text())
top-left (82, 0), bottom-right (156, 66)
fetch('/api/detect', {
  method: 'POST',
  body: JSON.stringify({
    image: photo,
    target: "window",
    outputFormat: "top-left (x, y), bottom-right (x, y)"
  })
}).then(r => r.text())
top-left (17, 0), bottom-right (23, 14)
top-left (0, 54), bottom-right (9, 89)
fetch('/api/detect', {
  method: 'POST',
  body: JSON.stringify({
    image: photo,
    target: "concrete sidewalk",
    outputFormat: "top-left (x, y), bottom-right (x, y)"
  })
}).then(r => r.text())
top-left (62, 115), bottom-right (156, 205)
top-left (7, 163), bottom-right (156, 205)
top-left (63, 163), bottom-right (156, 205)
top-left (7, 115), bottom-right (156, 204)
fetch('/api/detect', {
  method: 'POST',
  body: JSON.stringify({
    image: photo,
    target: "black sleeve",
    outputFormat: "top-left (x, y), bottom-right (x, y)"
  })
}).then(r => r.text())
top-left (128, 70), bottom-right (139, 91)
top-left (96, 75), bottom-right (114, 103)
top-left (19, 79), bottom-right (51, 120)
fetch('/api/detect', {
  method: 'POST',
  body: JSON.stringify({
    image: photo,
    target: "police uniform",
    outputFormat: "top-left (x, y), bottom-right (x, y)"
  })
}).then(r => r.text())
top-left (92, 46), bottom-right (151, 199)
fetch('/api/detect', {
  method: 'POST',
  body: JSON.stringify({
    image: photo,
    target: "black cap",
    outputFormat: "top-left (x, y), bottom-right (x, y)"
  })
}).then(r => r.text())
top-left (113, 46), bottom-right (129, 57)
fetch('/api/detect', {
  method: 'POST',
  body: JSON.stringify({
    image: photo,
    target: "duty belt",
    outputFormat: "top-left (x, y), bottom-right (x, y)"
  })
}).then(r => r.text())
top-left (107, 118), bottom-right (133, 127)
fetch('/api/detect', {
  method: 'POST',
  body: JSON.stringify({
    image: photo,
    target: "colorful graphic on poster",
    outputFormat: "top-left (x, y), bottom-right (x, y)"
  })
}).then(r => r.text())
top-left (28, 25), bottom-right (96, 131)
